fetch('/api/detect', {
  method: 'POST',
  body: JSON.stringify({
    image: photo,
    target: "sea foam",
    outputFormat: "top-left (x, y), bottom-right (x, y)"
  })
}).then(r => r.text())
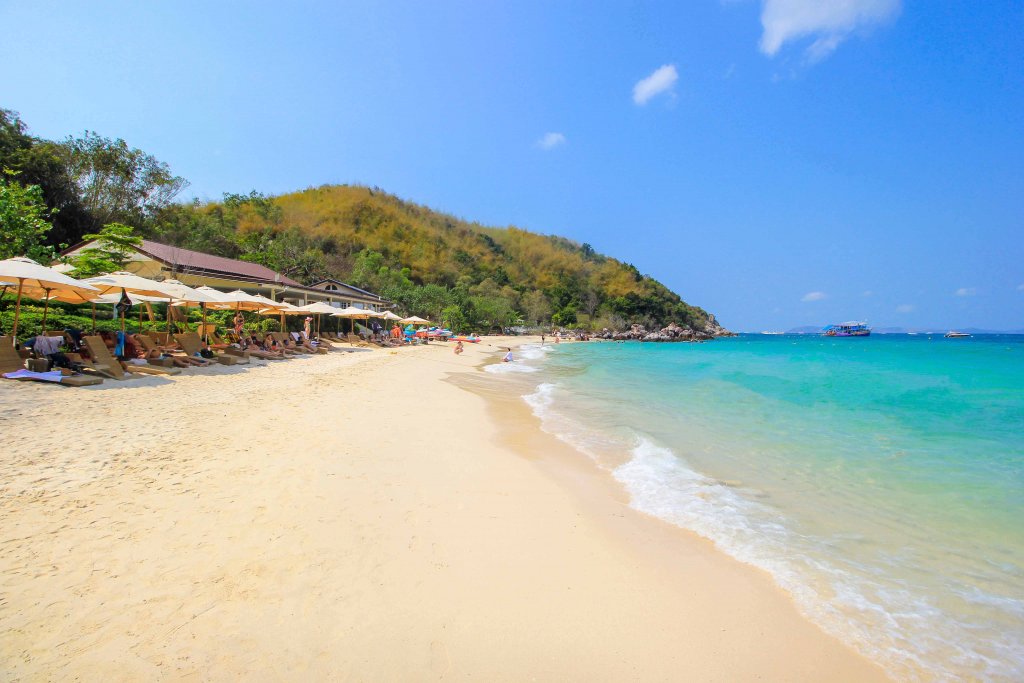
top-left (520, 376), bottom-right (1024, 682)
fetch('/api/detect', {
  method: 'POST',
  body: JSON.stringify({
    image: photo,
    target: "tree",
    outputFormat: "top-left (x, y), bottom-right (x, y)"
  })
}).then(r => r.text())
top-left (551, 304), bottom-right (577, 327)
top-left (0, 109), bottom-right (89, 248)
top-left (68, 222), bottom-right (142, 277)
top-left (56, 131), bottom-right (187, 229)
top-left (0, 172), bottom-right (58, 262)
top-left (521, 290), bottom-right (552, 325)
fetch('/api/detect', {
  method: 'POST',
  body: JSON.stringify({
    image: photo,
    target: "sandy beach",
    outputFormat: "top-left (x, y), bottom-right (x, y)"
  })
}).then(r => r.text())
top-left (0, 338), bottom-right (887, 681)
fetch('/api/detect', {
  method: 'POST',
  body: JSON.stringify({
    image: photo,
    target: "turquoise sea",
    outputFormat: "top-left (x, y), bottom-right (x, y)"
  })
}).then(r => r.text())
top-left (490, 334), bottom-right (1024, 681)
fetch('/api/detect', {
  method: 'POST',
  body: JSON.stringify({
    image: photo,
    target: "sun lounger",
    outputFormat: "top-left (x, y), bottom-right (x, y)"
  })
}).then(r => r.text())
top-left (197, 324), bottom-right (230, 348)
top-left (82, 335), bottom-right (184, 378)
top-left (271, 332), bottom-right (314, 354)
top-left (83, 335), bottom-right (182, 377)
top-left (0, 337), bottom-right (103, 387)
top-left (174, 332), bottom-right (245, 365)
top-left (347, 333), bottom-right (370, 348)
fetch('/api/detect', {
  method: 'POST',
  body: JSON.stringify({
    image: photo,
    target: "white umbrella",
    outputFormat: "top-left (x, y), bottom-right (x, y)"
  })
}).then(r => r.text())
top-left (83, 271), bottom-right (185, 332)
top-left (82, 271), bottom-right (180, 299)
top-left (159, 279), bottom-right (222, 305)
top-left (293, 301), bottom-right (338, 336)
top-left (153, 279), bottom-right (223, 333)
top-left (207, 289), bottom-right (268, 311)
top-left (378, 310), bottom-right (402, 321)
top-left (332, 306), bottom-right (374, 335)
top-left (0, 257), bottom-right (99, 340)
top-left (400, 316), bottom-right (432, 325)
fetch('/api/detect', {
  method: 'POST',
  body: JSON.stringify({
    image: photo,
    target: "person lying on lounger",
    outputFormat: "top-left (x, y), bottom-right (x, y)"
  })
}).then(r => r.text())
top-left (131, 334), bottom-right (209, 367)
top-left (241, 334), bottom-right (285, 359)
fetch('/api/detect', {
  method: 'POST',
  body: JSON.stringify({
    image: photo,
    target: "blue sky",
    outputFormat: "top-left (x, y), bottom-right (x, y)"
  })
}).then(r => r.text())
top-left (3, 1), bottom-right (1022, 330)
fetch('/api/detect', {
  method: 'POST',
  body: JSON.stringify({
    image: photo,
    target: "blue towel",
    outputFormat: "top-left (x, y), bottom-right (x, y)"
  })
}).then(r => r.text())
top-left (115, 331), bottom-right (126, 358)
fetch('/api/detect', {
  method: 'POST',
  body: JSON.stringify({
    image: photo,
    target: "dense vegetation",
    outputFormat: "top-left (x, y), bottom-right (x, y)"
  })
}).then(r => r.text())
top-left (1, 108), bottom-right (714, 332)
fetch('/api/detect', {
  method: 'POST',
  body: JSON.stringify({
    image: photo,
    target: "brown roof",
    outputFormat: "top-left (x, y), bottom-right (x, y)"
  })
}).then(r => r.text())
top-left (138, 240), bottom-right (301, 286)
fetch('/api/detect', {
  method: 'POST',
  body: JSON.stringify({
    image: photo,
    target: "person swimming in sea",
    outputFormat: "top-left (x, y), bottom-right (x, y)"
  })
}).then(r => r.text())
top-left (502, 347), bottom-right (513, 362)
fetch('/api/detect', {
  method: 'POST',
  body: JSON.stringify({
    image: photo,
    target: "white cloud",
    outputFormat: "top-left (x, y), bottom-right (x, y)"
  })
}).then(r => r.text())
top-left (633, 64), bottom-right (678, 105)
top-left (537, 132), bottom-right (566, 150)
top-left (862, 290), bottom-right (873, 297)
top-left (895, 304), bottom-right (914, 313)
top-left (1017, 283), bottom-right (1024, 292)
top-left (955, 287), bottom-right (977, 297)
top-left (801, 291), bottom-right (827, 302)
top-left (759, 0), bottom-right (900, 62)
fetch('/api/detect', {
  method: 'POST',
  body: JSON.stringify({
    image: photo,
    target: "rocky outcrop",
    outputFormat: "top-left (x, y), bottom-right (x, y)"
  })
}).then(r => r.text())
top-left (701, 314), bottom-right (734, 338)
top-left (598, 317), bottom-right (733, 342)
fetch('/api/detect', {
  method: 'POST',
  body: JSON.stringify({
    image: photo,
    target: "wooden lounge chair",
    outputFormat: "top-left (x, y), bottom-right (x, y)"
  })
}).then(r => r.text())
top-left (347, 333), bottom-right (370, 348)
top-left (0, 337), bottom-right (103, 387)
top-left (294, 332), bottom-right (330, 354)
top-left (174, 332), bottom-right (245, 365)
top-left (196, 324), bottom-right (230, 348)
top-left (271, 332), bottom-right (313, 354)
top-left (82, 336), bottom-right (181, 378)
top-left (134, 334), bottom-right (199, 369)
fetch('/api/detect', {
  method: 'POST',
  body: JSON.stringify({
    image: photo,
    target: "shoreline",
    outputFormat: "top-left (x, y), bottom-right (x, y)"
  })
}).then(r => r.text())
top-left (0, 338), bottom-right (888, 680)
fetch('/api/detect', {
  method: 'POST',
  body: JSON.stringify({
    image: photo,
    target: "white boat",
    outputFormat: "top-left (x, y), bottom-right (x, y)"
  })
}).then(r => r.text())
top-left (944, 331), bottom-right (971, 338)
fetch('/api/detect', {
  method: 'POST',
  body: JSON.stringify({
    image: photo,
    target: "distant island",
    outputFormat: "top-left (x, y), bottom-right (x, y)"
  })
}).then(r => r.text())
top-left (782, 326), bottom-right (1024, 335)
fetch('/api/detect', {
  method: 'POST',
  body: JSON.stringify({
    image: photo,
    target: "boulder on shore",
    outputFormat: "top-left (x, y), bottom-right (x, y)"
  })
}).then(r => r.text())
top-left (598, 317), bottom-right (733, 342)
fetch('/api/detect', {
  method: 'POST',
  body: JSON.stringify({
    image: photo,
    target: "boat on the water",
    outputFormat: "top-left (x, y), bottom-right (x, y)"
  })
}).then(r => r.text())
top-left (944, 331), bottom-right (971, 338)
top-left (823, 322), bottom-right (871, 337)
top-left (761, 331), bottom-right (784, 335)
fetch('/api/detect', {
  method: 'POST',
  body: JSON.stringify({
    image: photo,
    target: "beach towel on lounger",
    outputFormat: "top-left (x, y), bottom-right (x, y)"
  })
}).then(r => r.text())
top-left (3, 369), bottom-right (64, 382)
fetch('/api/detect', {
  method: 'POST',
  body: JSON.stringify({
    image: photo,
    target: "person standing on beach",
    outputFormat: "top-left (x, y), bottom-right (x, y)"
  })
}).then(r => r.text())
top-left (234, 310), bottom-right (245, 339)
top-left (304, 316), bottom-right (312, 339)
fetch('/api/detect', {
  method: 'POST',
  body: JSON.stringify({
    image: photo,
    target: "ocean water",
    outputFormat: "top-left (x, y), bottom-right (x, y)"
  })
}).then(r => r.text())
top-left (501, 335), bottom-right (1024, 681)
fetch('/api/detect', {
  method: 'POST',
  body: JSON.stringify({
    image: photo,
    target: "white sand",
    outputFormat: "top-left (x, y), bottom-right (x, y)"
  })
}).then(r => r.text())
top-left (0, 339), bottom-right (888, 681)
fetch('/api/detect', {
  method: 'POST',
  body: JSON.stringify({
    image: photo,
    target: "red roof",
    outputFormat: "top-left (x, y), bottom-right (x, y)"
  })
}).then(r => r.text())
top-left (138, 240), bottom-right (301, 286)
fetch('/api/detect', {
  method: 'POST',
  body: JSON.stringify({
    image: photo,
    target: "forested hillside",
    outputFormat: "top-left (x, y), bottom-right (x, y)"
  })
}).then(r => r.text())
top-left (1, 108), bottom-right (718, 332)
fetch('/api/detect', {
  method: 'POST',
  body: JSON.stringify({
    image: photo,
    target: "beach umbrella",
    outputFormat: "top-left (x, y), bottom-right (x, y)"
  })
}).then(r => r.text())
top-left (294, 301), bottom-right (337, 336)
top-left (207, 289), bottom-right (268, 311)
top-left (0, 257), bottom-right (99, 341)
top-left (82, 271), bottom-right (180, 299)
top-left (378, 310), bottom-right (402, 322)
top-left (207, 290), bottom-right (276, 339)
top-left (187, 286), bottom-right (237, 340)
top-left (82, 271), bottom-right (181, 332)
top-left (332, 306), bottom-right (374, 335)
top-left (400, 316), bottom-right (431, 325)
top-left (150, 279), bottom-right (221, 332)
top-left (259, 301), bottom-right (306, 333)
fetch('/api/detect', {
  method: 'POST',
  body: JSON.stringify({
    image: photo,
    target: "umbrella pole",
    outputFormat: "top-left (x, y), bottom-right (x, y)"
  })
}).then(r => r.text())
top-left (91, 302), bottom-right (96, 333)
top-left (11, 280), bottom-right (24, 343)
top-left (201, 303), bottom-right (208, 341)
top-left (41, 289), bottom-right (52, 335)
top-left (167, 298), bottom-right (173, 333)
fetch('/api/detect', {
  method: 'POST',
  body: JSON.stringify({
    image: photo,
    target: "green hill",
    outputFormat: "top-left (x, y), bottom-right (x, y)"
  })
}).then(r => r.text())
top-left (1, 108), bottom-right (719, 333)
top-left (147, 185), bottom-right (717, 332)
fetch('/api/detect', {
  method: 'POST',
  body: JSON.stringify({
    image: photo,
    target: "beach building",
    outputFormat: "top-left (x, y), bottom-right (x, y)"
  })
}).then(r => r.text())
top-left (61, 239), bottom-right (390, 311)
